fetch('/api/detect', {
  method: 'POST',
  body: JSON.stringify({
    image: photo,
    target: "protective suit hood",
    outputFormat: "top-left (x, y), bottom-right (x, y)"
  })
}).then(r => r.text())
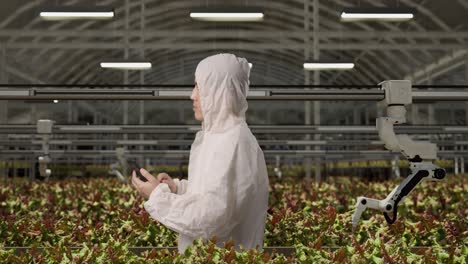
top-left (195, 53), bottom-right (250, 132)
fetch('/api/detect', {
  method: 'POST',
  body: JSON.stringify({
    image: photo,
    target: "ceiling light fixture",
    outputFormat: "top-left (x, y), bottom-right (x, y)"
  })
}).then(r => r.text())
top-left (340, 8), bottom-right (414, 22)
top-left (100, 62), bottom-right (152, 70)
top-left (40, 6), bottom-right (114, 20)
top-left (303, 62), bottom-right (355, 70)
top-left (190, 7), bottom-right (264, 22)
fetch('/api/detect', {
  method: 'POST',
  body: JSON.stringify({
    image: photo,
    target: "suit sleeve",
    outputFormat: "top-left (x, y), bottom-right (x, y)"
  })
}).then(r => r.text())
top-left (173, 178), bottom-right (188, 195)
top-left (144, 147), bottom-right (243, 239)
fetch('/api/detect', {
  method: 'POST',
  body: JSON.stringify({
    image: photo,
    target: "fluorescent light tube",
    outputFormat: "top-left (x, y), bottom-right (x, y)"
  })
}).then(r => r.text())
top-left (340, 8), bottom-right (414, 21)
top-left (40, 7), bottom-right (114, 20)
top-left (341, 12), bottom-right (413, 20)
top-left (190, 7), bottom-right (264, 21)
top-left (40, 12), bottom-right (114, 20)
top-left (53, 100), bottom-right (59, 103)
top-left (190, 13), bottom-right (263, 21)
top-left (100, 62), bottom-right (152, 70)
top-left (303, 62), bottom-right (355, 70)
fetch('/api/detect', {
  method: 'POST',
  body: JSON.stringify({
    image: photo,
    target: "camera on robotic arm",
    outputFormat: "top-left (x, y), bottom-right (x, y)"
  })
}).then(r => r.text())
top-left (351, 80), bottom-right (446, 228)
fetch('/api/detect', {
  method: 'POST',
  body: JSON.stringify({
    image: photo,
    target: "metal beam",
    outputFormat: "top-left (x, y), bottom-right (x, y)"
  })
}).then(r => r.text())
top-left (3, 139), bottom-right (468, 147)
top-left (8, 0), bottom-right (460, 82)
top-left (1, 60), bottom-right (67, 125)
top-left (2, 88), bottom-right (468, 101)
top-left (0, 124), bottom-right (467, 134)
top-left (53, 48), bottom-right (304, 84)
top-left (327, 0), bottom-right (428, 84)
top-left (405, 50), bottom-right (468, 82)
top-left (0, 0), bottom-right (463, 44)
top-left (1, 29), bottom-right (468, 39)
top-left (2, 1), bottom-right (466, 87)
top-left (14, 0), bottom-right (460, 83)
top-left (1, 149), bottom-right (467, 158)
top-left (3, 64), bottom-right (40, 83)
top-left (3, 42), bottom-right (466, 51)
top-left (458, 0), bottom-right (468, 10)
top-left (0, 52), bottom-right (118, 124)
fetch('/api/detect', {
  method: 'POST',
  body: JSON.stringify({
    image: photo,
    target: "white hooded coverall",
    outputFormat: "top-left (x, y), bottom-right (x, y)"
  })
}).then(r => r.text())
top-left (144, 53), bottom-right (270, 253)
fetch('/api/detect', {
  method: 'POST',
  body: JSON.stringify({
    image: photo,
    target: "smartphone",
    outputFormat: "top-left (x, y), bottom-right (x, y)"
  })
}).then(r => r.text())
top-left (128, 161), bottom-right (148, 182)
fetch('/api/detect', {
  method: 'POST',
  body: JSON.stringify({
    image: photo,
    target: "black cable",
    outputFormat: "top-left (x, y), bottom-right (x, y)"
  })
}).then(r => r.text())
top-left (383, 170), bottom-right (429, 225)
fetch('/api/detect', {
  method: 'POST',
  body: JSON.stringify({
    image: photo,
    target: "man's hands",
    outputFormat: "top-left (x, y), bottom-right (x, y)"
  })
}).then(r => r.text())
top-left (157, 173), bottom-right (177, 193)
top-left (131, 168), bottom-right (159, 199)
top-left (131, 169), bottom-right (177, 199)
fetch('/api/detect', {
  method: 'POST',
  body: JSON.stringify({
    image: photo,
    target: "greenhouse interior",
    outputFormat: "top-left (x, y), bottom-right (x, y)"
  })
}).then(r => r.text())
top-left (0, 0), bottom-right (467, 263)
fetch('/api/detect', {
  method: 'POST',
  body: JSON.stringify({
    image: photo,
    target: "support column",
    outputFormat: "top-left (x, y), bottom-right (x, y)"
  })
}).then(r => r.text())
top-left (353, 108), bottom-right (361, 124)
top-left (123, 0), bottom-right (130, 143)
top-left (465, 55), bottom-right (468, 126)
top-left (364, 109), bottom-right (370, 125)
top-left (67, 101), bottom-right (73, 167)
top-left (267, 108), bottom-right (272, 124)
top-left (30, 156), bottom-right (36, 181)
top-left (427, 77), bottom-right (436, 125)
top-left (13, 160), bottom-right (17, 178)
top-left (411, 104), bottom-right (419, 125)
top-left (312, 0), bottom-right (321, 182)
top-left (303, 0), bottom-right (312, 181)
top-left (29, 46), bottom-right (38, 124)
top-left (461, 157), bottom-right (465, 174)
top-left (68, 101), bottom-right (73, 123)
top-left (30, 104), bottom-right (38, 125)
top-left (377, 103), bottom-right (384, 118)
top-left (179, 105), bottom-right (184, 123)
top-left (0, 44), bottom-right (7, 124)
top-left (120, 0), bottom-right (130, 177)
top-left (0, 44), bottom-right (7, 179)
top-left (428, 104), bottom-right (435, 125)
top-left (139, 0), bottom-right (146, 166)
top-left (450, 109), bottom-right (456, 125)
top-left (29, 47), bottom-right (38, 174)
top-left (93, 111), bottom-right (100, 166)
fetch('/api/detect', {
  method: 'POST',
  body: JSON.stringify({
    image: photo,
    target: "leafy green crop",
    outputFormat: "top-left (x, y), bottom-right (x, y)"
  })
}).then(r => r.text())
top-left (0, 174), bottom-right (466, 263)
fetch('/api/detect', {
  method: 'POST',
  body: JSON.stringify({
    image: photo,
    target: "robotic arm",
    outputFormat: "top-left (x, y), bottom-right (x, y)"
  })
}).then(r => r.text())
top-left (352, 80), bottom-right (446, 228)
top-left (37, 120), bottom-right (53, 179)
top-left (109, 147), bottom-right (128, 182)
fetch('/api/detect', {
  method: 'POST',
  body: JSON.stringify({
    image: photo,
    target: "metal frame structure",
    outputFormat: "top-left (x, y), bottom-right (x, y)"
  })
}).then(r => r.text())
top-left (0, 0), bottom-right (467, 179)
top-left (0, 0), bottom-right (467, 85)
top-left (1, 87), bottom-right (468, 101)
top-left (0, 124), bottom-right (467, 134)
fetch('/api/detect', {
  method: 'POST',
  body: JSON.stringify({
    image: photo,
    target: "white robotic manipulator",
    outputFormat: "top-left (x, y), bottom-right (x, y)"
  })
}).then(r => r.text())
top-left (351, 80), bottom-right (446, 228)
top-left (37, 119), bottom-right (53, 178)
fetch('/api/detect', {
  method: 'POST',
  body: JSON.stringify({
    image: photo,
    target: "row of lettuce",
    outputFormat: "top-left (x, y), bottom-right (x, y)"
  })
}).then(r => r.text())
top-left (0, 174), bottom-right (466, 262)
top-left (0, 159), bottom-right (455, 179)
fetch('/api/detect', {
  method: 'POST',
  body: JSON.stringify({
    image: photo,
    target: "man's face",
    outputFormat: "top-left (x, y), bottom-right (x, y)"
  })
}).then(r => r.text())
top-left (191, 83), bottom-right (203, 121)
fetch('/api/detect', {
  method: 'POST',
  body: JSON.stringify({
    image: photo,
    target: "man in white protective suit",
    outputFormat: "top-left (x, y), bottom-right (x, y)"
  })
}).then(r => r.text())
top-left (131, 53), bottom-right (270, 253)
